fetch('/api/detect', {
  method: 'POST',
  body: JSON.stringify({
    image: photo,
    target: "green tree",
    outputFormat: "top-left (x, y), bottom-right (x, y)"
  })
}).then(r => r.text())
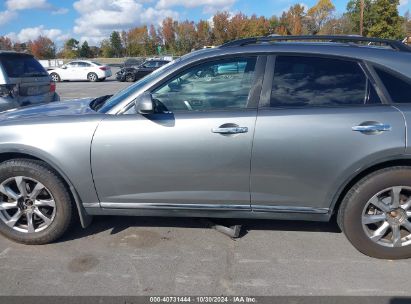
top-left (110, 31), bottom-right (123, 57)
top-left (346, 0), bottom-right (377, 36)
top-left (368, 0), bottom-right (404, 39)
top-left (62, 38), bottom-right (79, 58)
top-left (100, 39), bottom-right (114, 58)
top-left (79, 41), bottom-right (91, 58)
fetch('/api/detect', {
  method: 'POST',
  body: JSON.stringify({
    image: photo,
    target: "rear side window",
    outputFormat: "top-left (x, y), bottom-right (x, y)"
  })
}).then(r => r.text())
top-left (271, 56), bottom-right (371, 107)
top-left (375, 68), bottom-right (411, 103)
top-left (0, 54), bottom-right (48, 78)
top-left (78, 62), bottom-right (91, 67)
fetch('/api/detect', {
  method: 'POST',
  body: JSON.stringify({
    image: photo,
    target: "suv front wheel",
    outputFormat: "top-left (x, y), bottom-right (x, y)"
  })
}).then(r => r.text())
top-left (338, 166), bottom-right (411, 259)
top-left (0, 159), bottom-right (73, 244)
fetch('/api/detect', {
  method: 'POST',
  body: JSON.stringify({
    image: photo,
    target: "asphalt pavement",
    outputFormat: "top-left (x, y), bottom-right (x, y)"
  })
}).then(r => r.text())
top-left (0, 74), bottom-right (410, 297)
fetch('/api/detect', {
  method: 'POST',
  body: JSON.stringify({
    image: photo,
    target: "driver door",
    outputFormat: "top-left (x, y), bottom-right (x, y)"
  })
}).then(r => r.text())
top-left (91, 56), bottom-right (265, 209)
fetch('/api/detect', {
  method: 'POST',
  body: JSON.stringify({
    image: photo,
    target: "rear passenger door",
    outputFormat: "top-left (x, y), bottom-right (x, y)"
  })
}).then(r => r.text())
top-left (250, 55), bottom-right (406, 213)
top-left (77, 62), bottom-right (91, 80)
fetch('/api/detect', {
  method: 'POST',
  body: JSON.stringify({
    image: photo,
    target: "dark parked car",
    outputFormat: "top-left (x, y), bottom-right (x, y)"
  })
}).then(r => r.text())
top-left (116, 59), bottom-right (170, 82)
top-left (3, 36), bottom-right (411, 259)
top-left (0, 51), bottom-right (59, 111)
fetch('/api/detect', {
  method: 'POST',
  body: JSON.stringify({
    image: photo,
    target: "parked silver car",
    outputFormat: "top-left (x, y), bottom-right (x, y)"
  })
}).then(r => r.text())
top-left (1, 36), bottom-right (411, 259)
top-left (0, 51), bottom-right (59, 111)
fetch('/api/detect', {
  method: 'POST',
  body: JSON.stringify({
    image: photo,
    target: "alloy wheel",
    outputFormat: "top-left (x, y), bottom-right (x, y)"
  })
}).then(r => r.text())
top-left (88, 73), bottom-right (97, 82)
top-left (51, 74), bottom-right (59, 82)
top-left (362, 186), bottom-right (411, 248)
top-left (0, 176), bottom-right (56, 233)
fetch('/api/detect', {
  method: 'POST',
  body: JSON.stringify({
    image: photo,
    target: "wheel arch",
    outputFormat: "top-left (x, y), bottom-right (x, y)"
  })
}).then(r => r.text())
top-left (0, 151), bottom-right (92, 228)
top-left (331, 157), bottom-right (411, 217)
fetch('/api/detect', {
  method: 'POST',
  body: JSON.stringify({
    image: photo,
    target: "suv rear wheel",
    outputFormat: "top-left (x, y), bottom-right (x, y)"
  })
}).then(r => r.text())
top-left (338, 166), bottom-right (411, 259)
top-left (0, 159), bottom-right (73, 244)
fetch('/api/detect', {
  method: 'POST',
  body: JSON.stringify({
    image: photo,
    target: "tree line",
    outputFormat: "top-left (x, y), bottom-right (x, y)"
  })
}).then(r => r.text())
top-left (0, 0), bottom-right (410, 59)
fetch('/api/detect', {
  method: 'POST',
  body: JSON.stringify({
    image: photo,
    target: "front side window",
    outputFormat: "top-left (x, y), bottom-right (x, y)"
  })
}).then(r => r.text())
top-left (375, 68), bottom-right (411, 103)
top-left (271, 56), bottom-right (370, 107)
top-left (151, 57), bottom-right (257, 112)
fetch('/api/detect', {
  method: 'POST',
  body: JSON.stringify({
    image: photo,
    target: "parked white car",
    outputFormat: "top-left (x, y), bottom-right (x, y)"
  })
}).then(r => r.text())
top-left (48, 60), bottom-right (112, 82)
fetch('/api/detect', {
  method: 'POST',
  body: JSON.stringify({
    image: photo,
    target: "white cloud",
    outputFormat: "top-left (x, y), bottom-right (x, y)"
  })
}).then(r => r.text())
top-left (6, 25), bottom-right (69, 43)
top-left (399, 0), bottom-right (409, 7)
top-left (0, 10), bottom-right (17, 25)
top-left (1, 0), bottom-right (68, 26)
top-left (5, 0), bottom-right (50, 10)
top-left (156, 0), bottom-right (236, 13)
top-left (73, 0), bottom-right (179, 44)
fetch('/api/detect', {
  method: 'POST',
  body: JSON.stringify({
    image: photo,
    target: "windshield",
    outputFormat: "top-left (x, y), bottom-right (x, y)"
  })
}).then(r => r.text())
top-left (0, 54), bottom-right (48, 78)
top-left (98, 60), bottom-right (178, 113)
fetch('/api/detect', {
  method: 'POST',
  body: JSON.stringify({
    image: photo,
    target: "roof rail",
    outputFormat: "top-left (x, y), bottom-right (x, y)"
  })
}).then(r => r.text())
top-left (220, 35), bottom-right (411, 52)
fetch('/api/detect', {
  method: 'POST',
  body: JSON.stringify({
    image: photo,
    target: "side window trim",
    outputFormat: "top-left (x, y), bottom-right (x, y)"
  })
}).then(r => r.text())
top-left (260, 54), bottom-right (382, 109)
top-left (259, 55), bottom-right (276, 108)
top-left (361, 61), bottom-right (391, 104)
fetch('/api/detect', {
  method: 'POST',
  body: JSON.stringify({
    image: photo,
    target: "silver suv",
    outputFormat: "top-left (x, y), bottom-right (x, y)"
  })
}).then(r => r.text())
top-left (0, 51), bottom-right (59, 111)
top-left (0, 36), bottom-right (411, 259)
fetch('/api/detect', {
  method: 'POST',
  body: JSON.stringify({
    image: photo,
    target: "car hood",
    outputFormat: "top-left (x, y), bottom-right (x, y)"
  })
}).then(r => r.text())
top-left (0, 98), bottom-right (96, 121)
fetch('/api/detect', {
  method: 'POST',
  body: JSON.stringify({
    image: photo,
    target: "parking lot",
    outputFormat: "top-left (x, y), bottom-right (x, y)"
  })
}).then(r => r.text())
top-left (56, 67), bottom-right (132, 100)
top-left (0, 76), bottom-right (411, 297)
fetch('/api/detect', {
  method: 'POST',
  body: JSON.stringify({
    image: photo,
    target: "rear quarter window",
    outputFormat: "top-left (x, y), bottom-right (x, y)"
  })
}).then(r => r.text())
top-left (375, 68), bottom-right (411, 103)
top-left (0, 54), bottom-right (48, 78)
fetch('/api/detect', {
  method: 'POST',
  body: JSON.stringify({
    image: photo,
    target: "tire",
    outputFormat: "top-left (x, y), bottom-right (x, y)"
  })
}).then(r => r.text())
top-left (87, 72), bottom-right (98, 82)
top-left (50, 73), bottom-right (60, 82)
top-left (338, 166), bottom-right (411, 259)
top-left (125, 73), bottom-right (135, 82)
top-left (0, 159), bottom-right (74, 245)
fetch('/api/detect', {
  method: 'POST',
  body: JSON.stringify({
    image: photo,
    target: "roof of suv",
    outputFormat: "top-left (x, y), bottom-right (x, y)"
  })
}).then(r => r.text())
top-left (185, 35), bottom-right (411, 80)
top-left (0, 51), bottom-right (33, 57)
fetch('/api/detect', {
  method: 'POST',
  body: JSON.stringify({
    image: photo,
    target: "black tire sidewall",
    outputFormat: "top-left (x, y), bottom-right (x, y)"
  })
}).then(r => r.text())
top-left (342, 167), bottom-right (411, 259)
top-left (0, 160), bottom-right (72, 244)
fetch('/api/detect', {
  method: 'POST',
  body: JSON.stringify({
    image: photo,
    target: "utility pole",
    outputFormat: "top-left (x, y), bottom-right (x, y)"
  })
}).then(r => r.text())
top-left (360, 0), bottom-right (364, 36)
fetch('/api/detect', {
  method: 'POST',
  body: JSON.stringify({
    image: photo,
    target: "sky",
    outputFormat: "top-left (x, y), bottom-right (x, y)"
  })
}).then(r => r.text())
top-left (0, 0), bottom-right (410, 47)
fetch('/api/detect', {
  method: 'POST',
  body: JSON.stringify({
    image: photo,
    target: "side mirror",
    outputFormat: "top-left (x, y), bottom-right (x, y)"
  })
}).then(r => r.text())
top-left (61, 65), bottom-right (67, 69)
top-left (134, 92), bottom-right (154, 114)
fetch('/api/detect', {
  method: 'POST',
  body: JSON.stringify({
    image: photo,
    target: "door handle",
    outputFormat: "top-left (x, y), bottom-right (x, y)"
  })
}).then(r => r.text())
top-left (212, 127), bottom-right (248, 134)
top-left (352, 123), bottom-right (391, 133)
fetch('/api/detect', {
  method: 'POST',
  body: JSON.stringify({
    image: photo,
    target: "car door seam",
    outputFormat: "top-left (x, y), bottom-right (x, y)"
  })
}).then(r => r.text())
top-left (391, 105), bottom-right (407, 152)
top-left (89, 116), bottom-right (107, 207)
